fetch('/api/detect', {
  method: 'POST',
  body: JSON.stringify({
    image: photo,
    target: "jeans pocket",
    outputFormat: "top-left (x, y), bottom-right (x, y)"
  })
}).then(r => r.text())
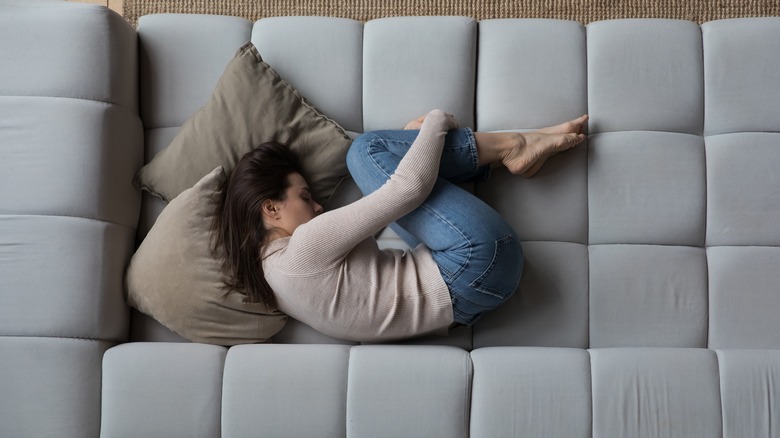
top-left (469, 235), bottom-right (524, 303)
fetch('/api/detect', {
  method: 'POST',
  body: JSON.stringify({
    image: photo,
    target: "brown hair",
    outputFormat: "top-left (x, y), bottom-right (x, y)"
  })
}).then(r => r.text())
top-left (212, 142), bottom-right (303, 308)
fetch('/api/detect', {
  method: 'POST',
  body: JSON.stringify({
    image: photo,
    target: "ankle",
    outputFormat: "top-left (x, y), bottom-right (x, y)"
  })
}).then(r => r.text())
top-left (502, 133), bottom-right (526, 160)
top-left (474, 132), bottom-right (524, 167)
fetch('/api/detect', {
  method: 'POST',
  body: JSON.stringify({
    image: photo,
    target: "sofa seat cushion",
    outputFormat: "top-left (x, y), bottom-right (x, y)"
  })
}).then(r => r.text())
top-left (102, 345), bottom-right (780, 437)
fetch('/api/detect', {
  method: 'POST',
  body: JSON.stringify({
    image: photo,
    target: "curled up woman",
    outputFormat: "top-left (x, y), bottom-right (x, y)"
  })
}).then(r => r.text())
top-left (213, 110), bottom-right (588, 342)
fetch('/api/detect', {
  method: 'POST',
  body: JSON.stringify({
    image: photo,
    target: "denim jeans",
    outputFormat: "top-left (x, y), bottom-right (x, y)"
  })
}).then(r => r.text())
top-left (346, 128), bottom-right (523, 325)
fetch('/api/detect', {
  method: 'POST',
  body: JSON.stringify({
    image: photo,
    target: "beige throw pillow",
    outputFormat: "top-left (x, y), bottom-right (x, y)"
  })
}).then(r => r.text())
top-left (134, 42), bottom-right (352, 204)
top-left (126, 167), bottom-right (287, 345)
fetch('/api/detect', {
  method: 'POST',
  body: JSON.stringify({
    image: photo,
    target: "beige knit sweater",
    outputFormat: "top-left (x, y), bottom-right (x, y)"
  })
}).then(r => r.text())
top-left (261, 110), bottom-right (456, 342)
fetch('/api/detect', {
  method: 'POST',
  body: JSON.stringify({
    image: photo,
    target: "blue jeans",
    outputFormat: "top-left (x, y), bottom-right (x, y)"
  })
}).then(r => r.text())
top-left (346, 128), bottom-right (523, 325)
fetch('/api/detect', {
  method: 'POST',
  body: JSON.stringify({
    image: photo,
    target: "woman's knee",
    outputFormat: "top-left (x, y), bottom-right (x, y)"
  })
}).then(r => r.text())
top-left (347, 132), bottom-right (381, 173)
top-left (347, 132), bottom-right (400, 195)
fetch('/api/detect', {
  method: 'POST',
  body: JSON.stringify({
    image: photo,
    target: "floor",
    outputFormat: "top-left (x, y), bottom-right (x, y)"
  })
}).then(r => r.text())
top-left (68, 0), bottom-right (123, 16)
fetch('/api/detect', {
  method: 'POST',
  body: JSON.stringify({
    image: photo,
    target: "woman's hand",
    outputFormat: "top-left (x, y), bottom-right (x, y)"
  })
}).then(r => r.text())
top-left (403, 114), bottom-right (427, 130)
top-left (404, 110), bottom-right (459, 131)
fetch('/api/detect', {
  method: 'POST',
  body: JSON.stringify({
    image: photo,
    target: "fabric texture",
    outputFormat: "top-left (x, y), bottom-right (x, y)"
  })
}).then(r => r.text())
top-left (101, 343), bottom-right (227, 438)
top-left (346, 346), bottom-right (472, 437)
top-left (261, 110), bottom-right (456, 342)
top-left (126, 167), bottom-right (287, 345)
top-left (134, 42), bottom-right (353, 205)
top-left (222, 345), bottom-right (351, 437)
top-left (470, 348), bottom-right (591, 438)
top-left (123, 0), bottom-right (780, 27)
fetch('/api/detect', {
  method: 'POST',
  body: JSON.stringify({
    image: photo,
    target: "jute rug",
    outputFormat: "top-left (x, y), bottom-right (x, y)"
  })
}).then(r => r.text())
top-left (123, 0), bottom-right (780, 27)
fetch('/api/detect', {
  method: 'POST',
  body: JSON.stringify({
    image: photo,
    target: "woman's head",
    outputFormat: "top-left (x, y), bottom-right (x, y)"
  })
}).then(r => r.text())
top-left (212, 141), bottom-right (321, 306)
top-left (261, 170), bottom-right (323, 239)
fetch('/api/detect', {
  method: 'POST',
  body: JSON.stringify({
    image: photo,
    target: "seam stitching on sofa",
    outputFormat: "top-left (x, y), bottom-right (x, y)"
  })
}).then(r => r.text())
top-left (0, 213), bottom-right (137, 232)
top-left (0, 334), bottom-right (119, 344)
top-left (0, 94), bottom-right (139, 118)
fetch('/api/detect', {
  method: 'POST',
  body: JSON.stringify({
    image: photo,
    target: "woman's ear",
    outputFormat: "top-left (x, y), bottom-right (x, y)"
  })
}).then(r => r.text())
top-left (261, 199), bottom-right (279, 221)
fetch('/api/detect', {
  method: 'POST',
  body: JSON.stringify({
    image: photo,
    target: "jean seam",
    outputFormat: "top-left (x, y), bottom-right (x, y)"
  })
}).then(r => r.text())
top-left (464, 128), bottom-right (479, 172)
top-left (469, 235), bottom-right (519, 299)
top-left (450, 294), bottom-right (487, 326)
top-left (365, 136), bottom-right (395, 181)
top-left (462, 128), bottom-right (493, 182)
top-left (419, 201), bottom-right (472, 282)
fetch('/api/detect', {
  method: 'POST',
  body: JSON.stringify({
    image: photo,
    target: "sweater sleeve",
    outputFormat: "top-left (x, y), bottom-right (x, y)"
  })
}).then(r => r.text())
top-left (281, 109), bottom-right (453, 271)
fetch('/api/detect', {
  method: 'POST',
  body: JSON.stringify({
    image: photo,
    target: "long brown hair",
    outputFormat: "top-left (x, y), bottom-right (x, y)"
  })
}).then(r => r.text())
top-left (212, 142), bottom-right (303, 307)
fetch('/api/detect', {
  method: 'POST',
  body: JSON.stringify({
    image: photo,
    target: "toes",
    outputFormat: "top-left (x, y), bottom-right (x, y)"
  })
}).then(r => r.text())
top-left (560, 133), bottom-right (582, 149)
top-left (570, 132), bottom-right (587, 145)
top-left (543, 114), bottom-right (589, 135)
top-left (567, 115), bottom-right (589, 133)
top-left (562, 115), bottom-right (588, 133)
top-left (573, 114), bottom-right (590, 134)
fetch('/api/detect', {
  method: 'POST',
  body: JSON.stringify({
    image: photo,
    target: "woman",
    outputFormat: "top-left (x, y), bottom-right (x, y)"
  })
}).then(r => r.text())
top-left (214, 110), bottom-right (587, 342)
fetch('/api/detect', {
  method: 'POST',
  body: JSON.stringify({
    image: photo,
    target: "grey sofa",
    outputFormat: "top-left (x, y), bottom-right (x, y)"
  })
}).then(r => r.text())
top-left (2, 1), bottom-right (780, 437)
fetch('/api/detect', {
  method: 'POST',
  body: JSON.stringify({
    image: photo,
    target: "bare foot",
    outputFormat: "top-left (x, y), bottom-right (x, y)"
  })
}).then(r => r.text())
top-left (501, 115), bottom-right (589, 177)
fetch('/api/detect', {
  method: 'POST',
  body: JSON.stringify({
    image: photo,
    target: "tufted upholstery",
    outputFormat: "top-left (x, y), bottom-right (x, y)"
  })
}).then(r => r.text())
top-left (0, 1), bottom-right (141, 436)
top-left (2, 2), bottom-right (780, 436)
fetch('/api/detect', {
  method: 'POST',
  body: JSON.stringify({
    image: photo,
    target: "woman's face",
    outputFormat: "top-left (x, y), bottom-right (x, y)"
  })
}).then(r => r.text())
top-left (269, 172), bottom-right (323, 236)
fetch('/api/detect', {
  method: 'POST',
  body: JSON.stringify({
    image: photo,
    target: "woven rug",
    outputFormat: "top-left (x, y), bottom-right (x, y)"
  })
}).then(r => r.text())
top-left (123, 0), bottom-right (780, 27)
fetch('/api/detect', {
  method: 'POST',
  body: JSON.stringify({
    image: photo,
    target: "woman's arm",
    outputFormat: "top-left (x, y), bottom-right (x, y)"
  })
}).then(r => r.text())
top-left (403, 111), bottom-right (459, 130)
top-left (283, 109), bottom-right (456, 270)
